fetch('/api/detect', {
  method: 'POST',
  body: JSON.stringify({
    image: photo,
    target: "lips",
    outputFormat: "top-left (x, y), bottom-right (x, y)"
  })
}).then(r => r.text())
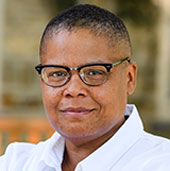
top-left (59, 107), bottom-right (95, 116)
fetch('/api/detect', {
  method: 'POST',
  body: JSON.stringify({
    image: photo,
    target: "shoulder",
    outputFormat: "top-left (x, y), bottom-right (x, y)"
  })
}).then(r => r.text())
top-left (132, 132), bottom-right (170, 170)
top-left (121, 132), bottom-right (170, 170)
top-left (136, 131), bottom-right (170, 160)
top-left (0, 142), bottom-right (36, 170)
top-left (141, 132), bottom-right (170, 151)
top-left (0, 141), bottom-right (36, 160)
top-left (0, 132), bottom-right (61, 170)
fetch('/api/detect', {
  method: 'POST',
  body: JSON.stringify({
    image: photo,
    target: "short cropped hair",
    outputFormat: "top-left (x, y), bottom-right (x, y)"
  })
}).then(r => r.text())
top-left (40, 4), bottom-right (131, 60)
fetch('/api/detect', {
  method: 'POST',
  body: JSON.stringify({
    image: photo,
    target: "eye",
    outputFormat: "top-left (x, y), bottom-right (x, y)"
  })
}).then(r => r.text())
top-left (47, 70), bottom-right (68, 82)
top-left (86, 69), bottom-right (105, 76)
top-left (49, 71), bottom-right (67, 77)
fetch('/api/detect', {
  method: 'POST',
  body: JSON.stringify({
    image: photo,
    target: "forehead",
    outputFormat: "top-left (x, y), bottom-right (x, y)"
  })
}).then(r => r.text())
top-left (41, 29), bottom-right (130, 65)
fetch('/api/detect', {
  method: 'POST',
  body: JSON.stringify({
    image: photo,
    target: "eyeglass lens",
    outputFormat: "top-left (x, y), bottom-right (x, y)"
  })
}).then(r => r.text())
top-left (41, 65), bottom-right (108, 86)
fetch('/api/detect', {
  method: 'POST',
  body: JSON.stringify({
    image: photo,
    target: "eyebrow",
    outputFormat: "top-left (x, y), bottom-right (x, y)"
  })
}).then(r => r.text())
top-left (82, 61), bottom-right (106, 65)
top-left (77, 58), bottom-right (119, 67)
top-left (44, 56), bottom-right (119, 67)
top-left (52, 60), bottom-right (108, 68)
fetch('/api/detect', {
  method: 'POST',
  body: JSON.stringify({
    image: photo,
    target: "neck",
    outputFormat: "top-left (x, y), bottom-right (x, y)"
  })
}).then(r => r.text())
top-left (62, 116), bottom-right (125, 171)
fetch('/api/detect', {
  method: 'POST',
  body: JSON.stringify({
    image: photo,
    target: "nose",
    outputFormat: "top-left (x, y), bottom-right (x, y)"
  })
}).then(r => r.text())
top-left (63, 73), bottom-right (88, 98)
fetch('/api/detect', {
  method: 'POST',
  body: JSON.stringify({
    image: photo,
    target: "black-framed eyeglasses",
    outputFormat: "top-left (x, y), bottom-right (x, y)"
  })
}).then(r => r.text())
top-left (35, 57), bottom-right (131, 87)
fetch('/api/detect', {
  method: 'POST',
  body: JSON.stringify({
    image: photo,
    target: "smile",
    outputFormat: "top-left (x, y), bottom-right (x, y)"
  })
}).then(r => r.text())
top-left (59, 107), bottom-right (95, 116)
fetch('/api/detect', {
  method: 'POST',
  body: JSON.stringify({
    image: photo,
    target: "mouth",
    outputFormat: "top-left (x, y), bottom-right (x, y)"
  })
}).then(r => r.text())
top-left (59, 107), bottom-right (95, 116)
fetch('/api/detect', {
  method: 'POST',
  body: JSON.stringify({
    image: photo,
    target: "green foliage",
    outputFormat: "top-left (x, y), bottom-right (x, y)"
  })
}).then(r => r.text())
top-left (53, 0), bottom-right (77, 12)
top-left (115, 0), bottom-right (158, 27)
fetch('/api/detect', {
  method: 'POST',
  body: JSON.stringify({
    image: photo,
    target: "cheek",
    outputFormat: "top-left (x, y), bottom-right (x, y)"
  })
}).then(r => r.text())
top-left (97, 79), bottom-right (127, 114)
top-left (41, 84), bottom-right (62, 111)
top-left (41, 85), bottom-right (63, 130)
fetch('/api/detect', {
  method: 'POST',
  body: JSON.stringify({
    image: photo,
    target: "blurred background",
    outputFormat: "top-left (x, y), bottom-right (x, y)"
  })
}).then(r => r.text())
top-left (0, 0), bottom-right (170, 148)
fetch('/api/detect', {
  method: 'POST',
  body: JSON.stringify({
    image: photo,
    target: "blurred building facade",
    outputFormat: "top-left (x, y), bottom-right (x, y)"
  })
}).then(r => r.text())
top-left (0, 0), bottom-right (170, 137)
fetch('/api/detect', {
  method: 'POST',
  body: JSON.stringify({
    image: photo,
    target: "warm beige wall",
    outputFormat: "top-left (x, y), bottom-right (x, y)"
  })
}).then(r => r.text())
top-left (78, 0), bottom-right (115, 11)
top-left (155, 0), bottom-right (170, 121)
top-left (1, 0), bottom-right (55, 114)
top-left (1, 0), bottom-right (170, 127)
top-left (0, 0), bottom-right (5, 112)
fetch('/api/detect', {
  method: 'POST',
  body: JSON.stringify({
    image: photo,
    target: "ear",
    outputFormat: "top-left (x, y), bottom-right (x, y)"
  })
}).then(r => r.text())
top-left (126, 62), bottom-right (137, 95)
top-left (40, 76), bottom-right (44, 88)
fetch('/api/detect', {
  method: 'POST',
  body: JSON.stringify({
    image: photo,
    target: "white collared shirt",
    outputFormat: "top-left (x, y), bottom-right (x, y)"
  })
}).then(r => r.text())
top-left (1, 104), bottom-right (170, 171)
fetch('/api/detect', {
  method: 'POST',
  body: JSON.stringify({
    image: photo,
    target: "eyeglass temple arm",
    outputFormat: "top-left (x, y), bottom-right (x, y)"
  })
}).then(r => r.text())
top-left (112, 57), bottom-right (131, 67)
top-left (35, 65), bottom-right (42, 74)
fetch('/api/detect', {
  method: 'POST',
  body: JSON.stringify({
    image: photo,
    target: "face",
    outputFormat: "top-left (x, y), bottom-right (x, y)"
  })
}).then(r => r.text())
top-left (40, 29), bottom-right (137, 145)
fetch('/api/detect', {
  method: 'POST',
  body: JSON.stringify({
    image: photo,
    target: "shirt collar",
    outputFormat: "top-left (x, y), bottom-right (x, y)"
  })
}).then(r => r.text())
top-left (38, 104), bottom-right (143, 170)
top-left (38, 132), bottom-right (65, 169)
top-left (76, 104), bottom-right (144, 171)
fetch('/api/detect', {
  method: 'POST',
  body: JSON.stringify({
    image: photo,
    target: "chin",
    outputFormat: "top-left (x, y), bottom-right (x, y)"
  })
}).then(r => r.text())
top-left (61, 132), bottom-right (101, 146)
